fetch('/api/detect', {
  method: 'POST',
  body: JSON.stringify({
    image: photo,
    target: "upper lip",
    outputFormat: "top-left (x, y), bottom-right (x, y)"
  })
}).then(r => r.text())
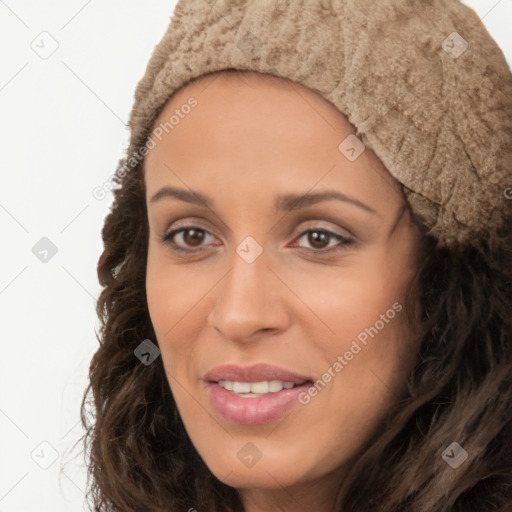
top-left (204, 364), bottom-right (312, 384)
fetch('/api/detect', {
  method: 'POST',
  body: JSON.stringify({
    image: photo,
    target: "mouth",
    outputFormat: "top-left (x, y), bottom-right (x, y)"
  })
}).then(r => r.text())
top-left (203, 364), bottom-right (314, 424)
top-left (205, 380), bottom-right (313, 425)
top-left (203, 363), bottom-right (313, 386)
top-left (213, 378), bottom-right (310, 396)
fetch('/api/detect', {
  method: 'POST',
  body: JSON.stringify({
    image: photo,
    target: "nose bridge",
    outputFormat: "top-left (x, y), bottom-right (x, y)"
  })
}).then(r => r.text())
top-left (208, 238), bottom-right (288, 340)
top-left (223, 231), bottom-right (270, 297)
top-left (221, 241), bottom-right (271, 313)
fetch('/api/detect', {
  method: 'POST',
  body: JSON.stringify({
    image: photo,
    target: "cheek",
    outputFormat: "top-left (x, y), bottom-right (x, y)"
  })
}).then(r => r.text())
top-left (289, 258), bottom-right (405, 345)
top-left (145, 251), bottom-right (225, 367)
top-left (146, 265), bottom-right (179, 340)
top-left (145, 249), bottom-right (195, 360)
top-left (298, 258), bottom-right (414, 400)
top-left (145, 242), bottom-right (208, 334)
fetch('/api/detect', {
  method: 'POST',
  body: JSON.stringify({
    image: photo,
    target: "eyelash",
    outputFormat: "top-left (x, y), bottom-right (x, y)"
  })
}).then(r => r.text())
top-left (159, 225), bottom-right (354, 254)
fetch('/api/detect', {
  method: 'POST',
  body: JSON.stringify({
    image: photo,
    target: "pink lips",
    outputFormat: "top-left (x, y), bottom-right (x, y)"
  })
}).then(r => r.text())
top-left (203, 363), bottom-right (311, 385)
top-left (203, 364), bottom-right (313, 425)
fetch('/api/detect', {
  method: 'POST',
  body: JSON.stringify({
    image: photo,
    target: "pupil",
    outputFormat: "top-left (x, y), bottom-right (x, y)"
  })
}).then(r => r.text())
top-left (309, 231), bottom-right (328, 248)
top-left (185, 229), bottom-right (204, 247)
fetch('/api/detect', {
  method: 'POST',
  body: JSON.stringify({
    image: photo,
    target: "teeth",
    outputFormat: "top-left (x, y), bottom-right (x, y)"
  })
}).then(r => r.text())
top-left (218, 380), bottom-right (298, 395)
top-left (233, 382), bottom-right (251, 393)
top-left (222, 380), bottom-right (234, 391)
top-left (250, 381), bottom-right (269, 394)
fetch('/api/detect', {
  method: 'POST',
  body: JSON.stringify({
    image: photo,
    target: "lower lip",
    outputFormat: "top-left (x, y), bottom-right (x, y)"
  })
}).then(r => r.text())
top-left (206, 382), bottom-right (311, 425)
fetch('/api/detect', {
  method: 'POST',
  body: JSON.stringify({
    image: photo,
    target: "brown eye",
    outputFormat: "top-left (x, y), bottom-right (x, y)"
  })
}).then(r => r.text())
top-left (161, 226), bottom-right (215, 252)
top-left (307, 230), bottom-right (330, 249)
top-left (161, 225), bottom-right (353, 255)
top-left (182, 228), bottom-right (205, 247)
top-left (293, 229), bottom-right (354, 252)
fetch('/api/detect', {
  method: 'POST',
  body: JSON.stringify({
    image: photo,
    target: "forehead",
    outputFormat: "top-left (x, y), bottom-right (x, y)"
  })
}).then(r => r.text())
top-left (162, 69), bottom-right (352, 136)
top-left (144, 70), bottom-right (403, 209)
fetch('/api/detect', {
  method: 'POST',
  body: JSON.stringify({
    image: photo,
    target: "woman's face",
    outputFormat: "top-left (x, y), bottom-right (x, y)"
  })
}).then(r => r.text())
top-left (144, 71), bottom-right (421, 507)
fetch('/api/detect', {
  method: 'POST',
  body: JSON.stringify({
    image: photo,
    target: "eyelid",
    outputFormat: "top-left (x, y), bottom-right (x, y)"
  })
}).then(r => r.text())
top-left (160, 217), bottom-right (221, 240)
top-left (163, 216), bottom-right (354, 241)
top-left (291, 219), bottom-right (354, 241)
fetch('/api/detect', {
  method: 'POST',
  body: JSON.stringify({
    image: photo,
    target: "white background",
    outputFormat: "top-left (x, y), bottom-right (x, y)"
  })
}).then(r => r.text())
top-left (1, 1), bottom-right (511, 510)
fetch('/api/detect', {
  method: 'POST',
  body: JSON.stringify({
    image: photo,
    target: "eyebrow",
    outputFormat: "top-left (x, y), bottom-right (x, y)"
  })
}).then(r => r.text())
top-left (149, 186), bottom-right (378, 215)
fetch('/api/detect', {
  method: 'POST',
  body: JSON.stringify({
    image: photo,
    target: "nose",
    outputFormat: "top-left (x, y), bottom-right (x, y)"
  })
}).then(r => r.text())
top-left (207, 248), bottom-right (290, 343)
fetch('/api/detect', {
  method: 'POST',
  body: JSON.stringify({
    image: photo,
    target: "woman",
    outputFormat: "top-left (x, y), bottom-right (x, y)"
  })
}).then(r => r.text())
top-left (81, 1), bottom-right (512, 511)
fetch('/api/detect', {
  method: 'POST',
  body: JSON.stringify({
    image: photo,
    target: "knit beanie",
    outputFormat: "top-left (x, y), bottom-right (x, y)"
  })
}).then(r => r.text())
top-left (119, 0), bottom-right (512, 247)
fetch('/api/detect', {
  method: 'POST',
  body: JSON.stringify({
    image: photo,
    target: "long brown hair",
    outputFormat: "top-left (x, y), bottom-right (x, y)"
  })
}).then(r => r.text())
top-left (81, 121), bottom-right (512, 511)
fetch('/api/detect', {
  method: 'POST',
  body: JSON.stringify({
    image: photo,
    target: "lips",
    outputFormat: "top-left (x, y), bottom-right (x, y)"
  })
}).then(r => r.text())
top-left (206, 381), bottom-right (312, 424)
top-left (203, 363), bottom-right (312, 385)
top-left (202, 364), bottom-right (314, 424)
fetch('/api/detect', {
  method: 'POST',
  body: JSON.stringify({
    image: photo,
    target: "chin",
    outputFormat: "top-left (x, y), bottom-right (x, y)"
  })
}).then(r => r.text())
top-left (200, 449), bottom-right (310, 490)
top-left (214, 466), bottom-right (302, 490)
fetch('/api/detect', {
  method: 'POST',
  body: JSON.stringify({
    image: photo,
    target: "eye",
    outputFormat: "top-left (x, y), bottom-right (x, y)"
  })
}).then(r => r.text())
top-left (291, 229), bottom-right (354, 252)
top-left (160, 226), bottom-right (216, 253)
top-left (160, 225), bottom-right (353, 254)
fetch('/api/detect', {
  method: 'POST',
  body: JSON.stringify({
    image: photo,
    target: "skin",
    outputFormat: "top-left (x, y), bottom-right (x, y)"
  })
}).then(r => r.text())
top-left (144, 70), bottom-right (422, 512)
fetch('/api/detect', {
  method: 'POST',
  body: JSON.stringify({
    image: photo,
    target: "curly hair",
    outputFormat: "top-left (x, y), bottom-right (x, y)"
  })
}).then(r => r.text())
top-left (81, 129), bottom-right (512, 511)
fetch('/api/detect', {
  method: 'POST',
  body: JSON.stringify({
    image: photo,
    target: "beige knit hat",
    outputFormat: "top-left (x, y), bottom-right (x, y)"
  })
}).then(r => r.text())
top-left (120, 0), bottom-right (512, 247)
